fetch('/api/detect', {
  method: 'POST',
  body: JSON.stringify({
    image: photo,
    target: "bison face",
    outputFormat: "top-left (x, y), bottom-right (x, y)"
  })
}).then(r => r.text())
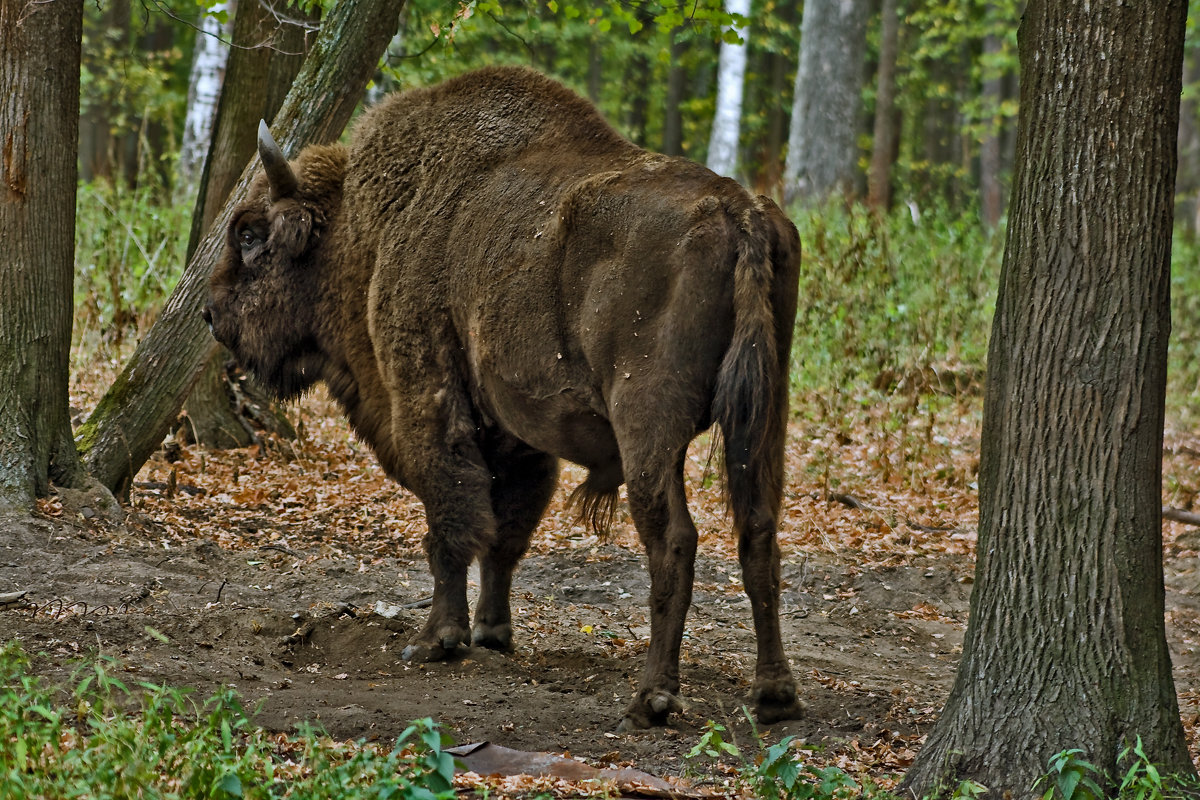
top-left (204, 122), bottom-right (337, 401)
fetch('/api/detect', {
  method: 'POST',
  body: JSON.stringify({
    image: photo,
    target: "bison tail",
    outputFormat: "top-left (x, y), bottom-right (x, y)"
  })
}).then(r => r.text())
top-left (712, 199), bottom-right (792, 530)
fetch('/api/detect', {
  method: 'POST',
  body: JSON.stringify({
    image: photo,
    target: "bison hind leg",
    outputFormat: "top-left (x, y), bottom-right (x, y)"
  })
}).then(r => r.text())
top-left (566, 465), bottom-right (622, 536)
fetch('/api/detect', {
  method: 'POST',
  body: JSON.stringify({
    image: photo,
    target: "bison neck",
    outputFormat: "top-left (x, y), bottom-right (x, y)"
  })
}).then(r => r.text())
top-left (313, 243), bottom-right (405, 483)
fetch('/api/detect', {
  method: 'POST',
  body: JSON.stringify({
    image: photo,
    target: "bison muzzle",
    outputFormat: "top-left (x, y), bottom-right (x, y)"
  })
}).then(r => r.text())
top-left (205, 66), bottom-right (802, 731)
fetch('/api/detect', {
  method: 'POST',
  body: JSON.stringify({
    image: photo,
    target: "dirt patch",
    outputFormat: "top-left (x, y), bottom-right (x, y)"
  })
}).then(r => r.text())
top-left (5, 408), bottom-right (1200, 783)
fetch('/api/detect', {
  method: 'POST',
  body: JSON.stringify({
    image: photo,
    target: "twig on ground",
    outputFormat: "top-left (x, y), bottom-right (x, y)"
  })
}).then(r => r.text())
top-left (1163, 506), bottom-right (1200, 526)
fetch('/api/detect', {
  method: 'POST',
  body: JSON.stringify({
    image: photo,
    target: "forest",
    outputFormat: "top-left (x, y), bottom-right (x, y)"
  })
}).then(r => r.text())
top-left (3, 0), bottom-right (1200, 797)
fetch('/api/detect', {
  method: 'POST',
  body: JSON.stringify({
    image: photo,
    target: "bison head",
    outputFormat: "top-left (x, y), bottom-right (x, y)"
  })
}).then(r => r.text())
top-left (204, 122), bottom-right (346, 401)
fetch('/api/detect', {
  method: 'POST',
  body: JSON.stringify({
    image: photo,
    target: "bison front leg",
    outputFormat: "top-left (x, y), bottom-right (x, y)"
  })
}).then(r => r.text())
top-left (473, 446), bottom-right (559, 650)
top-left (618, 466), bottom-right (696, 731)
top-left (401, 449), bottom-right (496, 663)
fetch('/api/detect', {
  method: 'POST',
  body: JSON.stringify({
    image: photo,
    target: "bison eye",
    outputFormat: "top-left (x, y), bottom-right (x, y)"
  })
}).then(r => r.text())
top-left (239, 227), bottom-right (262, 251)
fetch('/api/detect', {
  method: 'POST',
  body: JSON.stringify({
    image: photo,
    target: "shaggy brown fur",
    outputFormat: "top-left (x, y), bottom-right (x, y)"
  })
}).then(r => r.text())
top-left (205, 66), bottom-right (802, 730)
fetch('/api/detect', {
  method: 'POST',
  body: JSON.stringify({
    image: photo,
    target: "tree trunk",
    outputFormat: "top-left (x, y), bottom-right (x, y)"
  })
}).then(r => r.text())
top-left (0, 0), bottom-right (87, 508)
top-left (900, 0), bottom-right (1193, 795)
top-left (176, 1), bottom-right (230, 206)
top-left (783, 0), bottom-right (869, 203)
top-left (866, 0), bottom-right (899, 212)
top-left (978, 26), bottom-right (1004, 228)
top-left (662, 26), bottom-right (687, 157)
top-left (758, 0), bottom-right (797, 202)
top-left (77, 0), bottom-right (410, 498)
top-left (706, 0), bottom-right (750, 179)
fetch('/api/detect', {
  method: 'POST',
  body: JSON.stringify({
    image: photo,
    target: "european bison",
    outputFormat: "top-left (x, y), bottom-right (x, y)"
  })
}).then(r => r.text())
top-left (204, 66), bottom-right (802, 730)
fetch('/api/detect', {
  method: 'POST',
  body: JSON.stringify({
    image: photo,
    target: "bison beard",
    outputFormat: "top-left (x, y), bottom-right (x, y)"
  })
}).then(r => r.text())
top-left (204, 66), bottom-right (803, 731)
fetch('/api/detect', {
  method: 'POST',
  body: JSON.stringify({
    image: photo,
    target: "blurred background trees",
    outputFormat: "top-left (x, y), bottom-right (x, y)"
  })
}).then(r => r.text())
top-left (66, 0), bottom-right (1200, 458)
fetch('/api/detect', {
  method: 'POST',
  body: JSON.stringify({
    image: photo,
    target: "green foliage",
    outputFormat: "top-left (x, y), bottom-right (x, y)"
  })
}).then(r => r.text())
top-left (1034, 749), bottom-right (1104, 800)
top-left (790, 200), bottom-right (999, 396)
top-left (1168, 228), bottom-right (1200, 427)
top-left (80, 0), bottom-right (193, 181)
top-left (787, 202), bottom-right (998, 495)
top-left (74, 179), bottom-right (191, 340)
top-left (891, 0), bottom-right (1022, 203)
top-left (0, 641), bottom-right (460, 800)
top-left (684, 711), bottom-right (860, 799)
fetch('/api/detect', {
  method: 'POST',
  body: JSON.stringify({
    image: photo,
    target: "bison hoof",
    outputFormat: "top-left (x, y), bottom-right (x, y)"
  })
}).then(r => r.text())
top-left (402, 626), bottom-right (470, 662)
top-left (471, 622), bottom-right (513, 651)
top-left (750, 678), bottom-right (805, 724)
top-left (616, 689), bottom-right (684, 731)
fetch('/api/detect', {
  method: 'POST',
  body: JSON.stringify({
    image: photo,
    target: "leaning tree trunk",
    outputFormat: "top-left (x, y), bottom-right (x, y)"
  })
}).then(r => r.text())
top-left (783, 0), bottom-right (869, 203)
top-left (180, 0), bottom-right (313, 449)
top-left (706, 0), bottom-right (750, 180)
top-left (900, 0), bottom-right (1193, 796)
top-left (77, 0), bottom-right (410, 498)
top-left (0, 0), bottom-right (87, 509)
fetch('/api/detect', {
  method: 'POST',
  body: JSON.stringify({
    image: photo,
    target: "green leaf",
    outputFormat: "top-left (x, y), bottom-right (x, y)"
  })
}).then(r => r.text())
top-left (216, 772), bottom-right (244, 798)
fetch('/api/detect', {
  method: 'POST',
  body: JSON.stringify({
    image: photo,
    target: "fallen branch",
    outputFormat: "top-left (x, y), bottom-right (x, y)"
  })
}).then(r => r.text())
top-left (1163, 505), bottom-right (1200, 526)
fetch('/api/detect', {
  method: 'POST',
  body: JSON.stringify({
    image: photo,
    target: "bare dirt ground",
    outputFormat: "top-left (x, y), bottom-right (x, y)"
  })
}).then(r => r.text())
top-left (5, 387), bottom-right (1200, 790)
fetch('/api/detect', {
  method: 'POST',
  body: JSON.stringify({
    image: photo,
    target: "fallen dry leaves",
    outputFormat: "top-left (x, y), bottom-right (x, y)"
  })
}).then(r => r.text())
top-left (61, 349), bottom-right (1200, 784)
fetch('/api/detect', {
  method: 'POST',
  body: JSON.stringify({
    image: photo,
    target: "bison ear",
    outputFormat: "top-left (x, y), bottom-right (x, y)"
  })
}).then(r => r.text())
top-left (270, 206), bottom-right (313, 258)
top-left (258, 120), bottom-right (298, 202)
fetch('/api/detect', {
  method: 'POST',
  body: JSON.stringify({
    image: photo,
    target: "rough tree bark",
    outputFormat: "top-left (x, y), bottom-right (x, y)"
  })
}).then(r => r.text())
top-left (900, 0), bottom-right (1194, 795)
top-left (865, 0), bottom-right (899, 212)
top-left (77, 0), bottom-right (410, 498)
top-left (783, 0), bottom-right (869, 203)
top-left (0, 0), bottom-right (87, 509)
top-left (706, 0), bottom-right (750, 179)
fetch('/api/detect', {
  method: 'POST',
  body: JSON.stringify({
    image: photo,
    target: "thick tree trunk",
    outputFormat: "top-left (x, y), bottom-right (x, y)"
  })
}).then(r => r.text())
top-left (0, 0), bottom-right (87, 508)
top-left (77, 0), bottom-right (410, 498)
top-left (783, 0), bottom-right (869, 203)
top-left (900, 0), bottom-right (1193, 796)
top-left (706, 0), bottom-right (750, 179)
top-left (865, 0), bottom-right (899, 212)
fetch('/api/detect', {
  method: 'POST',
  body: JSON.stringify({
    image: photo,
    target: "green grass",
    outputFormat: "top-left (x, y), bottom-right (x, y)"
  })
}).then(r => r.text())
top-left (0, 642), bottom-right (458, 800)
top-left (73, 179), bottom-right (190, 344)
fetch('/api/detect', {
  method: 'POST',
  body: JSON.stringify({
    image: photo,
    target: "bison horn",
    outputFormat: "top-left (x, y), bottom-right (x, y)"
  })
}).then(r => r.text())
top-left (257, 119), bottom-right (298, 201)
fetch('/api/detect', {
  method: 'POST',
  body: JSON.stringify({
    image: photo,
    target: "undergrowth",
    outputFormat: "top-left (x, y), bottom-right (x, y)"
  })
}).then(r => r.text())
top-left (74, 179), bottom-right (190, 349)
top-left (0, 641), bottom-right (457, 800)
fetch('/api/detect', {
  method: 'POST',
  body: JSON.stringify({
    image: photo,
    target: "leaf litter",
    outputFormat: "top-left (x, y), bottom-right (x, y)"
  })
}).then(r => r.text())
top-left (3, 367), bottom-right (1199, 793)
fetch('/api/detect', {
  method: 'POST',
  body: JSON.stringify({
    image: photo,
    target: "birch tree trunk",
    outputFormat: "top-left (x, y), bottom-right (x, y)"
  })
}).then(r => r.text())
top-left (77, 0), bottom-right (410, 498)
top-left (900, 0), bottom-right (1194, 794)
top-left (783, 0), bottom-right (868, 203)
top-left (176, 2), bottom-right (230, 206)
top-left (0, 0), bottom-right (87, 509)
top-left (706, 0), bottom-right (749, 179)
